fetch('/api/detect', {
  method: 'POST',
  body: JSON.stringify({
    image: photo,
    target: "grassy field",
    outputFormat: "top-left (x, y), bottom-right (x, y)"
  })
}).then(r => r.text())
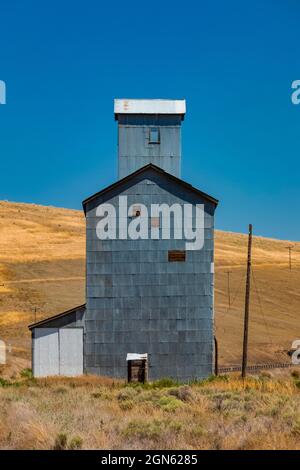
top-left (1, 200), bottom-right (300, 450)
top-left (0, 372), bottom-right (300, 450)
top-left (0, 200), bottom-right (300, 374)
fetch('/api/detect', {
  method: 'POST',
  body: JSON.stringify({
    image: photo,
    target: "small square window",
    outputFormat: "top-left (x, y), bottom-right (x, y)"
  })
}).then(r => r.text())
top-left (168, 250), bottom-right (186, 262)
top-left (149, 127), bottom-right (160, 144)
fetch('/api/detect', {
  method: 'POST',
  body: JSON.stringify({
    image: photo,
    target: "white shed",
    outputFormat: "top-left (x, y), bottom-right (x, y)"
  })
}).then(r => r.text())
top-left (29, 305), bottom-right (85, 378)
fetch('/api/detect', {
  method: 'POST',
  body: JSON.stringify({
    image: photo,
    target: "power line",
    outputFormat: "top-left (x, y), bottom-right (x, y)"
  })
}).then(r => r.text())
top-left (251, 268), bottom-right (274, 348)
top-left (217, 270), bottom-right (246, 334)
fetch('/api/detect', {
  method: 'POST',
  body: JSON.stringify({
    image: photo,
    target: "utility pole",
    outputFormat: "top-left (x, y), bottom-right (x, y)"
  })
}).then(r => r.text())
top-left (214, 336), bottom-right (218, 376)
top-left (287, 246), bottom-right (293, 271)
top-left (225, 270), bottom-right (232, 308)
top-left (242, 224), bottom-right (253, 378)
top-left (34, 307), bottom-right (37, 323)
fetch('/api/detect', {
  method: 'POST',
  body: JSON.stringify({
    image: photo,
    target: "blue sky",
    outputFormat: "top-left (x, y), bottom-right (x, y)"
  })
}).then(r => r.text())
top-left (0, 0), bottom-right (299, 240)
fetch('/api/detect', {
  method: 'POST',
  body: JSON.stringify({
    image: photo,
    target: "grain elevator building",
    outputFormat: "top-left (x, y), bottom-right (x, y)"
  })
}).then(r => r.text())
top-left (29, 99), bottom-right (218, 381)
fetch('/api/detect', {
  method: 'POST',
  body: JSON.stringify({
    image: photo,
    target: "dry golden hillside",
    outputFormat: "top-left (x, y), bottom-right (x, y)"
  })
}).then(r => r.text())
top-left (0, 200), bottom-right (299, 374)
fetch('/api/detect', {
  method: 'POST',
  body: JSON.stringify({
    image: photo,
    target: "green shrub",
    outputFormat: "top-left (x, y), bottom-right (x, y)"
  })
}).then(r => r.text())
top-left (53, 433), bottom-right (83, 450)
top-left (53, 433), bottom-right (68, 450)
top-left (157, 395), bottom-right (183, 412)
top-left (123, 420), bottom-right (163, 440)
top-left (117, 387), bottom-right (138, 401)
top-left (69, 436), bottom-right (83, 450)
top-left (0, 378), bottom-right (10, 387)
top-left (20, 368), bottom-right (33, 379)
top-left (191, 374), bottom-right (229, 386)
top-left (0, 377), bottom-right (23, 388)
top-left (294, 379), bottom-right (300, 389)
top-left (151, 377), bottom-right (179, 388)
top-left (126, 377), bottom-right (179, 390)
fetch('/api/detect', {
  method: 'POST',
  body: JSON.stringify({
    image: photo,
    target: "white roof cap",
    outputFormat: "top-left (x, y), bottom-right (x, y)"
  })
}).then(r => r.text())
top-left (126, 353), bottom-right (148, 361)
top-left (114, 99), bottom-right (186, 115)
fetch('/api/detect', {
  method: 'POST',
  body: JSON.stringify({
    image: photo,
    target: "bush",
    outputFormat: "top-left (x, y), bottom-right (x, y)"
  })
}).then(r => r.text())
top-left (123, 420), bottom-right (163, 441)
top-left (69, 436), bottom-right (83, 450)
top-left (169, 385), bottom-right (193, 402)
top-left (294, 379), bottom-right (300, 389)
top-left (0, 378), bottom-right (22, 388)
top-left (191, 374), bottom-right (229, 386)
top-left (53, 433), bottom-right (68, 450)
top-left (157, 395), bottom-right (183, 412)
top-left (125, 377), bottom-right (179, 390)
top-left (151, 378), bottom-right (179, 389)
top-left (53, 433), bottom-right (83, 450)
top-left (117, 387), bottom-right (138, 401)
top-left (0, 378), bottom-right (10, 387)
top-left (20, 368), bottom-right (33, 379)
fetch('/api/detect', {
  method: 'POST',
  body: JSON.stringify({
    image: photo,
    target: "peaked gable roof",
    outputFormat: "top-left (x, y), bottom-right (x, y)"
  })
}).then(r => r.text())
top-left (28, 304), bottom-right (86, 330)
top-left (82, 164), bottom-right (218, 214)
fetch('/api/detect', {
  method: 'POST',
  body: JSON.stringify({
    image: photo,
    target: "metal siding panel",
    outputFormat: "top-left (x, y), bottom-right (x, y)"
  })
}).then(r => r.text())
top-left (85, 174), bottom-right (215, 381)
top-left (33, 328), bottom-right (59, 377)
top-left (59, 328), bottom-right (83, 376)
top-left (118, 123), bottom-right (181, 179)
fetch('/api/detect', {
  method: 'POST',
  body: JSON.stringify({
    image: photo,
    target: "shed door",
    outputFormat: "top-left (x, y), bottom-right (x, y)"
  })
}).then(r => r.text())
top-left (34, 328), bottom-right (59, 377)
top-left (59, 328), bottom-right (83, 376)
top-left (33, 328), bottom-right (83, 377)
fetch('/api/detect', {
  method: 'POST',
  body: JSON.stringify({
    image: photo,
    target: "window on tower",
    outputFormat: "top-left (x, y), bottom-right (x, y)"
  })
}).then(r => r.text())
top-left (149, 127), bottom-right (160, 144)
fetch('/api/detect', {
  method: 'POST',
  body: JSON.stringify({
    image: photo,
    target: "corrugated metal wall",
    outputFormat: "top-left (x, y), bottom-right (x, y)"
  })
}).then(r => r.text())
top-left (118, 115), bottom-right (182, 179)
top-left (33, 328), bottom-right (83, 377)
top-left (85, 168), bottom-right (215, 381)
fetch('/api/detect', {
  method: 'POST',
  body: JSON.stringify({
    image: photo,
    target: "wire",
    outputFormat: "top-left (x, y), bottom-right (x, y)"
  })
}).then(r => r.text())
top-left (216, 270), bottom-right (246, 335)
top-left (251, 268), bottom-right (278, 355)
top-left (228, 272), bottom-right (246, 312)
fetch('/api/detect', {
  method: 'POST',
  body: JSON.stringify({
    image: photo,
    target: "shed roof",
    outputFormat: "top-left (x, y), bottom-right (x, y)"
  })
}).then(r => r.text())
top-left (82, 163), bottom-right (218, 213)
top-left (114, 99), bottom-right (186, 118)
top-left (28, 304), bottom-right (86, 330)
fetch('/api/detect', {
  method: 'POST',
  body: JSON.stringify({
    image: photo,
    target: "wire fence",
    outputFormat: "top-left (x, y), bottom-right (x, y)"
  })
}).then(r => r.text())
top-left (219, 362), bottom-right (299, 374)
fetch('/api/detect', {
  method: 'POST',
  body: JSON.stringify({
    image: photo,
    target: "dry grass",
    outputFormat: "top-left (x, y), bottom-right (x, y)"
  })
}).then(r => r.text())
top-left (0, 200), bottom-right (300, 374)
top-left (0, 373), bottom-right (300, 450)
top-left (215, 231), bottom-right (300, 365)
top-left (0, 201), bottom-right (85, 372)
